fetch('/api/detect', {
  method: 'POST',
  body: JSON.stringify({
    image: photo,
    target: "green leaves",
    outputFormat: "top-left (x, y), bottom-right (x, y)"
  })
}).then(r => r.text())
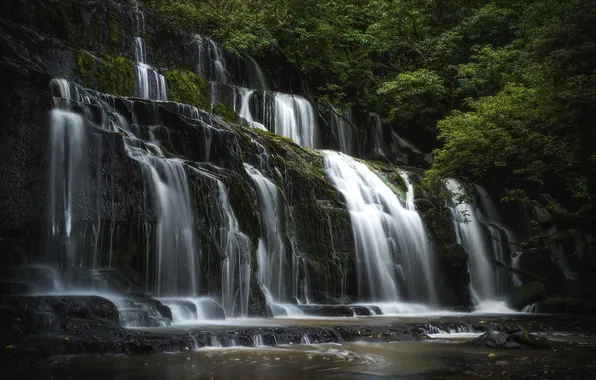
top-left (378, 69), bottom-right (446, 128)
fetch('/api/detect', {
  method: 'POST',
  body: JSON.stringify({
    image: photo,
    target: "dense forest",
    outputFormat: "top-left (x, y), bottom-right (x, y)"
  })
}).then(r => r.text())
top-left (142, 0), bottom-right (596, 265)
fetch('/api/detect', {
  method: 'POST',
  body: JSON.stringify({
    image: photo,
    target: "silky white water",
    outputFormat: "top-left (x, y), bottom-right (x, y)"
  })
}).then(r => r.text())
top-left (324, 151), bottom-right (438, 304)
top-left (217, 181), bottom-right (252, 317)
top-left (274, 93), bottom-right (318, 147)
top-left (50, 79), bottom-right (198, 297)
top-left (195, 35), bottom-right (228, 84)
top-left (234, 87), bottom-right (267, 131)
top-left (330, 107), bottom-right (355, 155)
top-left (445, 179), bottom-right (519, 308)
top-left (48, 108), bottom-right (86, 265)
top-left (133, 3), bottom-right (167, 100)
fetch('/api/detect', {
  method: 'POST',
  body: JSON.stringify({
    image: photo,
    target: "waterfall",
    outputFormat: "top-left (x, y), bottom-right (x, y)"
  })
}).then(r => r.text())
top-left (217, 181), bottom-right (252, 317)
top-left (370, 113), bottom-right (386, 156)
top-left (245, 164), bottom-right (305, 315)
top-left (234, 87), bottom-right (267, 131)
top-left (133, 2), bottom-right (167, 101)
top-left (324, 151), bottom-right (438, 304)
top-left (446, 179), bottom-right (517, 305)
top-left (49, 108), bottom-right (86, 268)
top-left (141, 159), bottom-right (198, 297)
top-left (330, 107), bottom-right (355, 155)
top-left (194, 35), bottom-right (269, 90)
top-left (195, 35), bottom-right (229, 84)
top-left (475, 185), bottom-right (519, 288)
top-left (274, 93), bottom-right (318, 148)
top-left (50, 79), bottom-right (198, 297)
top-left (245, 55), bottom-right (269, 90)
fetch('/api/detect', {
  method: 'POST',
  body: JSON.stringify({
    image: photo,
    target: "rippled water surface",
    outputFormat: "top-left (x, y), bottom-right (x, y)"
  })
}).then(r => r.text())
top-left (34, 338), bottom-right (551, 380)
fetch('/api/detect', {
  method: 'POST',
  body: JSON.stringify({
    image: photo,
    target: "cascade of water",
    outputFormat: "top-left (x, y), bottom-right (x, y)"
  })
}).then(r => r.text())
top-left (446, 179), bottom-right (513, 303)
top-left (50, 79), bottom-right (198, 297)
top-left (133, 3), bottom-right (167, 100)
top-left (49, 80), bottom-right (87, 270)
top-left (534, 206), bottom-right (576, 280)
top-left (217, 181), bottom-right (252, 317)
top-left (234, 87), bottom-right (267, 131)
top-left (245, 165), bottom-right (288, 300)
top-left (274, 93), bottom-right (317, 147)
top-left (324, 151), bottom-right (438, 304)
top-left (370, 113), bottom-right (386, 156)
top-left (474, 185), bottom-right (518, 290)
top-left (134, 37), bottom-right (150, 99)
top-left (330, 107), bottom-right (355, 155)
top-left (159, 297), bottom-right (224, 323)
top-left (253, 334), bottom-right (264, 346)
top-left (195, 35), bottom-right (228, 84)
top-left (245, 55), bottom-right (269, 90)
top-left (143, 159), bottom-right (198, 296)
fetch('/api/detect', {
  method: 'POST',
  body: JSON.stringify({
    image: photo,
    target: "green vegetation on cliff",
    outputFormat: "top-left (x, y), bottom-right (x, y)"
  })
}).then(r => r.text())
top-left (76, 50), bottom-right (135, 97)
top-left (144, 0), bottom-right (593, 259)
top-left (164, 69), bottom-right (211, 111)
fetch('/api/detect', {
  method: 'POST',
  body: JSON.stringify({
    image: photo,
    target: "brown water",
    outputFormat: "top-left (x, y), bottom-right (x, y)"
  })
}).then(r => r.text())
top-left (28, 337), bottom-right (559, 380)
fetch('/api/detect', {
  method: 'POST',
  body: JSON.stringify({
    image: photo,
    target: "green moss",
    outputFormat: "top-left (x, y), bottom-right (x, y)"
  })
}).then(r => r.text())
top-left (76, 49), bottom-right (96, 88)
top-left (213, 103), bottom-right (241, 124)
top-left (98, 54), bottom-right (135, 97)
top-left (164, 69), bottom-right (211, 110)
top-left (108, 9), bottom-right (120, 48)
top-left (365, 160), bottom-right (408, 198)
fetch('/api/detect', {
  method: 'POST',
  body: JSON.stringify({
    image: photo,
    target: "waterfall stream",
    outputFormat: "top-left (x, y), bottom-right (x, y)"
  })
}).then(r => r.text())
top-left (324, 151), bottom-right (438, 304)
top-left (446, 179), bottom-right (516, 309)
top-left (133, 2), bottom-right (167, 101)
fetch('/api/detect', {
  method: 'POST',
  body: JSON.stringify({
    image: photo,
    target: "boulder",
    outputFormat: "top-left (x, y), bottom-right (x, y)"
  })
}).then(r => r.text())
top-left (469, 330), bottom-right (550, 349)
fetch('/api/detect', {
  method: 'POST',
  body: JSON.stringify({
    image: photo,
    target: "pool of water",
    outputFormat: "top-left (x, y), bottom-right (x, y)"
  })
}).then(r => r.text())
top-left (24, 335), bottom-right (560, 380)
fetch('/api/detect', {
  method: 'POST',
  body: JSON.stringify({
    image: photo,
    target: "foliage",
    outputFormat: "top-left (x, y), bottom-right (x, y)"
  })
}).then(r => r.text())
top-left (378, 69), bottom-right (446, 126)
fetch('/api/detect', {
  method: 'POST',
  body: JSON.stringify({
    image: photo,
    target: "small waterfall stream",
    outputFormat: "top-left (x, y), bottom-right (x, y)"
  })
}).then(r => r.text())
top-left (217, 181), bottom-right (253, 317)
top-left (244, 163), bottom-right (305, 316)
top-left (446, 179), bottom-right (516, 309)
top-left (273, 93), bottom-right (318, 148)
top-left (324, 151), bottom-right (438, 304)
top-left (133, 2), bottom-right (167, 100)
top-left (329, 107), bottom-right (355, 156)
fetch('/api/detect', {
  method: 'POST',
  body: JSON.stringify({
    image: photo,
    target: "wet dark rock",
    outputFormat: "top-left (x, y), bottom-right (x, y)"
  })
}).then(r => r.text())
top-left (509, 331), bottom-right (550, 349)
top-left (469, 330), bottom-right (550, 349)
top-left (298, 305), bottom-right (354, 317)
top-left (531, 298), bottom-right (596, 314)
top-left (510, 281), bottom-right (547, 310)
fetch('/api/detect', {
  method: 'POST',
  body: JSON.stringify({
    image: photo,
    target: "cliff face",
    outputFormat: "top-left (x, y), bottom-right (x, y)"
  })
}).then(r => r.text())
top-left (0, 0), bottom-right (477, 315)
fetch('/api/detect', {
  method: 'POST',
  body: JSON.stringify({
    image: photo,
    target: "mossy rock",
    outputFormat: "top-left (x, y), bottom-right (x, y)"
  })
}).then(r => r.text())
top-left (213, 103), bottom-right (241, 124)
top-left (164, 69), bottom-right (211, 111)
top-left (76, 50), bottom-right (135, 97)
